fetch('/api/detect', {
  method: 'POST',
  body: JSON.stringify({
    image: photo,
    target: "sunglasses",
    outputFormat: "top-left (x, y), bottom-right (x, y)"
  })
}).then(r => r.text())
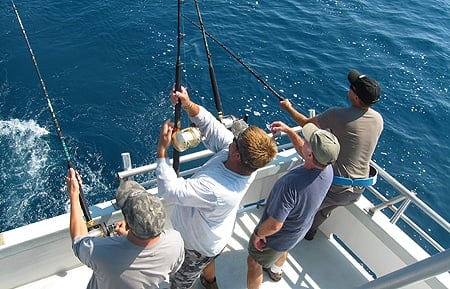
top-left (233, 137), bottom-right (242, 156)
top-left (233, 137), bottom-right (257, 169)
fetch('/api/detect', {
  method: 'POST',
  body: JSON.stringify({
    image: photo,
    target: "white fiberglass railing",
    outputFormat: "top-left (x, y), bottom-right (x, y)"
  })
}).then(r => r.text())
top-left (116, 126), bottom-right (449, 254)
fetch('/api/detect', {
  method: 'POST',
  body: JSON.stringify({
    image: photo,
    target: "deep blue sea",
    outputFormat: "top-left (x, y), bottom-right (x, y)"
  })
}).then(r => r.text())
top-left (1, 0), bottom-right (448, 249)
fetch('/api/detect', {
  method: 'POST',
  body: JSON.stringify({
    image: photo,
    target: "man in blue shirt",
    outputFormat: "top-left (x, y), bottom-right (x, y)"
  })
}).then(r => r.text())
top-left (247, 122), bottom-right (340, 289)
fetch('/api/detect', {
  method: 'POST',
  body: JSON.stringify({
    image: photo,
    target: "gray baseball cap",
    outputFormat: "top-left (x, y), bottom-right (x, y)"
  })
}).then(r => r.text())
top-left (302, 123), bottom-right (340, 166)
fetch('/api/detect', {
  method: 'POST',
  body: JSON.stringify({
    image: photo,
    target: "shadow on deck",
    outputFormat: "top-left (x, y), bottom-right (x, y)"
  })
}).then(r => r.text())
top-left (192, 206), bottom-right (369, 289)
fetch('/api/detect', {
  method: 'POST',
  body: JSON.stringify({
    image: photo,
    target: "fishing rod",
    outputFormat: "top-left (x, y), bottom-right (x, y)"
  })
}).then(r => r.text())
top-left (184, 16), bottom-right (285, 102)
top-left (193, 0), bottom-right (223, 121)
top-left (170, 1), bottom-right (203, 159)
top-left (172, 0), bottom-right (183, 176)
top-left (11, 0), bottom-right (95, 231)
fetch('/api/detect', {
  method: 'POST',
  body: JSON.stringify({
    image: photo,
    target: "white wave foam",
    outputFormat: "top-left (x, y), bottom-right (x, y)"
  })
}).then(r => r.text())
top-left (0, 119), bottom-right (50, 177)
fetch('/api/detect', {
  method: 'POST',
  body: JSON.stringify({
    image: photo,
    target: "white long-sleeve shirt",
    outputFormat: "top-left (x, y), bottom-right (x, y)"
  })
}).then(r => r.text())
top-left (156, 107), bottom-right (255, 256)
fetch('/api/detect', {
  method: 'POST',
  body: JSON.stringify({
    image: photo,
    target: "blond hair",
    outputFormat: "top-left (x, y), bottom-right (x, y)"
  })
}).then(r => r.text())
top-left (239, 126), bottom-right (277, 170)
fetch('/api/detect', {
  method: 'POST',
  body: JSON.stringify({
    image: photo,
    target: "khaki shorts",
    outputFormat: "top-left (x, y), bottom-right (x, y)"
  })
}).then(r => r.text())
top-left (248, 238), bottom-right (284, 268)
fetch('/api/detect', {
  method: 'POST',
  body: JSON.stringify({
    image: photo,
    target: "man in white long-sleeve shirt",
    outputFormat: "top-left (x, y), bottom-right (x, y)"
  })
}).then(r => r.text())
top-left (156, 85), bottom-right (277, 289)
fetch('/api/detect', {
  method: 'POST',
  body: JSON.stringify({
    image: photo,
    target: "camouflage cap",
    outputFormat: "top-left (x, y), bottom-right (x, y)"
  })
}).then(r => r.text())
top-left (115, 180), bottom-right (166, 239)
top-left (230, 119), bottom-right (249, 138)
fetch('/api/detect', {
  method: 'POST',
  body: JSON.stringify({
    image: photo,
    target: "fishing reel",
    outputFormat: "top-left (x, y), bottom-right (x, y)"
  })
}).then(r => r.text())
top-left (85, 222), bottom-right (117, 237)
top-left (172, 114), bottom-right (249, 153)
top-left (172, 126), bottom-right (202, 152)
top-left (220, 114), bottom-right (239, 129)
top-left (220, 114), bottom-right (249, 130)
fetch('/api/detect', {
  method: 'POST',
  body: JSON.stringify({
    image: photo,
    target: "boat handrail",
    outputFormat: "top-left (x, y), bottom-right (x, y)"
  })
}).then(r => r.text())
top-left (116, 127), bottom-right (301, 181)
top-left (115, 125), bottom-right (449, 253)
top-left (353, 249), bottom-right (450, 289)
top-left (369, 161), bottom-right (450, 234)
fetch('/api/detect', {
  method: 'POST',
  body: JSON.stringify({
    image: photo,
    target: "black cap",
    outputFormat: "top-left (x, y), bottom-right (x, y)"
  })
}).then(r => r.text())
top-left (348, 69), bottom-right (381, 105)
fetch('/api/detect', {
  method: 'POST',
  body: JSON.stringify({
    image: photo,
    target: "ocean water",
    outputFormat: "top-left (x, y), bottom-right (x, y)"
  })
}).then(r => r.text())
top-left (0, 0), bottom-right (448, 248)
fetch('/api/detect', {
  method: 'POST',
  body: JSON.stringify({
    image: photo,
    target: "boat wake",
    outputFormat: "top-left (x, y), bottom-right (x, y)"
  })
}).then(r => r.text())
top-left (0, 119), bottom-right (52, 229)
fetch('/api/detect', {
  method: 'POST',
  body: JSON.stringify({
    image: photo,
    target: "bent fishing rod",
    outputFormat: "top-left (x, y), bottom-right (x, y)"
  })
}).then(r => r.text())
top-left (11, 0), bottom-right (95, 230)
top-left (184, 16), bottom-right (285, 102)
top-left (172, 0), bottom-right (183, 176)
top-left (194, 0), bottom-right (224, 121)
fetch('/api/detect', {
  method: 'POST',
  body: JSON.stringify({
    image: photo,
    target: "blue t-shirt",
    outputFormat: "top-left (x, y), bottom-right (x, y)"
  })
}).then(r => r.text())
top-left (262, 164), bottom-right (333, 252)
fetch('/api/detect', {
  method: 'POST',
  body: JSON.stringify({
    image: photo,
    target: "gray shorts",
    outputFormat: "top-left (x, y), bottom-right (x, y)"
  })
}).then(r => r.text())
top-left (170, 248), bottom-right (218, 289)
top-left (248, 238), bottom-right (284, 268)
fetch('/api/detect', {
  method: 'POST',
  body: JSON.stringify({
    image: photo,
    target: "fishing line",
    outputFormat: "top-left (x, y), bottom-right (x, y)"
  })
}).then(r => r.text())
top-left (184, 16), bottom-right (285, 102)
top-left (10, 0), bottom-right (94, 227)
top-left (193, 0), bottom-right (224, 121)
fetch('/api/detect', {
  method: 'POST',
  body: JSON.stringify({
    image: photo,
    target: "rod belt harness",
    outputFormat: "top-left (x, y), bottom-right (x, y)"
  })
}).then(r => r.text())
top-left (332, 165), bottom-right (378, 187)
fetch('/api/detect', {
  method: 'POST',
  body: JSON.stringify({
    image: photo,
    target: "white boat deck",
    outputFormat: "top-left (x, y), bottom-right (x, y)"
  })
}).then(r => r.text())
top-left (4, 145), bottom-right (449, 289)
top-left (17, 206), bottom-right (369, 289)
top-left (207, 207), bottom-right (370, 289)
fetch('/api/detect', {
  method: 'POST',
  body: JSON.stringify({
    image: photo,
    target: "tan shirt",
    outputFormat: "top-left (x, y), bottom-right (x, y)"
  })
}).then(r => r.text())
top-left (318, 105), bottom-right (383, 183)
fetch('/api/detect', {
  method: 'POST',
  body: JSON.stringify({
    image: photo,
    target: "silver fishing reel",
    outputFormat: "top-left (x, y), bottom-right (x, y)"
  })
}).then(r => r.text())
top-left (172, 126), bottom-right (202, 152)
top-left (220, 114), bottom-right (238, 129)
